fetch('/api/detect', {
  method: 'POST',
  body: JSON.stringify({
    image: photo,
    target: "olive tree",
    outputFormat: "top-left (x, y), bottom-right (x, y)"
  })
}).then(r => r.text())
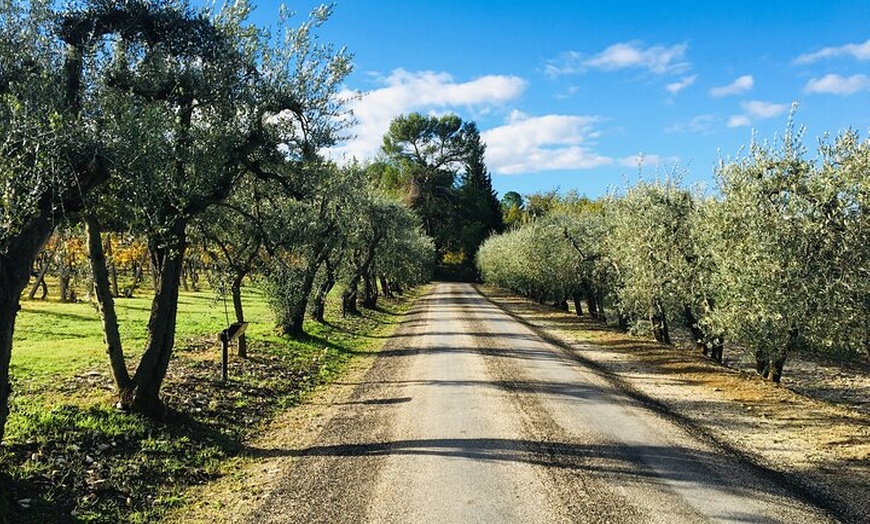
top-left (806, 130), bottom-right (869, 359)
top-left (262, 162), bottom-right (356, 336)
top-left (0, 0), bottom-right (203, 442)
top-left (372, 205), bottom-right (436, 295)
top-left (708, 125), bottom-right (869, 380)
top-left (477, 216), bottom-right (576, 304)
top-left (604, 179), bottom-right (714, 346)
top-left (708, 145), bottom-right (806, 380)
top-left (557, 205), bottom-right (612, 320)
top-left (81, 0), bottom-right (257, 416)
top-left (84, 1), bottom-right (352, 416)
top-left (1, 0), bottom-right (75, 443)
top-left (340, 194), bottom-right (409, 315)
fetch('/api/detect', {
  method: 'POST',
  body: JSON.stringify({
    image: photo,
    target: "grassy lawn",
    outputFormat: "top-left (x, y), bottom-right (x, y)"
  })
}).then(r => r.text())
top-left (12, 288), bottom-right (274, 378)
top-left (1, 284), bottom-right (425, 524)
top-left (8, 288), bottom-right (275, 416)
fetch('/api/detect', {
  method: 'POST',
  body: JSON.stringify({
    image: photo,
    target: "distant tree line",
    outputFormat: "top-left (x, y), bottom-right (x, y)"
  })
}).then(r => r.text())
top-left (479, 121), bottom-right (869, 381)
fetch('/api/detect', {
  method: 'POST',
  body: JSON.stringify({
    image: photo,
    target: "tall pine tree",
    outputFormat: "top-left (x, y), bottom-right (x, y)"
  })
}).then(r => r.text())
top-left (381, 113), bottom-right (503, 279)
top-left (458, 123), bottom-right (504, 269)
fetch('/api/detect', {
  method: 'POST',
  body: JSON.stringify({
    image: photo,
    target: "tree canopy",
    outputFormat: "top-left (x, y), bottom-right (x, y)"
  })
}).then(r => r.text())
top-left (0, 0), bottom-right (433, 443)
top-left (478, 123), bottom-right (869, 382)
top-left (379, 112), bottom-right (502, 278)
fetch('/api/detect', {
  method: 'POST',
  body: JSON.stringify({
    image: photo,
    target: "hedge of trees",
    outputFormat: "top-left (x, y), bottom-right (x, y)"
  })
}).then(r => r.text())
top-left (0, 0), bottom-right (435, 443)
top-left (479, 123), bottom-right (869, 382)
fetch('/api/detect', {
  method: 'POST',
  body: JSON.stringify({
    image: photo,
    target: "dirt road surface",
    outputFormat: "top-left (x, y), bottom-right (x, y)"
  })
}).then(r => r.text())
top-left (240, 283), bottom-right (835, 523)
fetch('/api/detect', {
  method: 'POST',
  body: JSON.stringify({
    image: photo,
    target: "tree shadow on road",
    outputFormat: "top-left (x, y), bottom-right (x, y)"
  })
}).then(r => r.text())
top-left (243, 436), bottom-right (833, 521)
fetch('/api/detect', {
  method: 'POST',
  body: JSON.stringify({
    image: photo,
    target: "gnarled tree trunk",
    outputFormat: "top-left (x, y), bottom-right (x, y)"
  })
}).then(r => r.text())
top-left (685, 302), bottom-right (724, 363)
top-left (311, 258), bottom-right (336, 323)
top-left (342, 277), bottom-right (361, 317)
top-left (85, 215), bottom-right (131, 393)
top-left (595, 290), bottom-right (606, 322)
top-left (282, 259), bottom-right (323, 337)
top-left (0, 275), bottom-right (21, 446)
top-left (343, 237), bottom-right (380, 316)
top-left (379, 275), bottom-right (393, 299)
top-left (571, 292), bottom-right (584, 316)
top-left (756, 327), bottom-right (797, 383)
top-left (361, 271), bottom-right (378, 310)
top-left (650, 301), bottom-right (671, 345)
top-left (709, 336), bottom-right (724, 363)
top-left (126, 222), bottom-right (187, 419)
top-left (617, 309), bottom-right (630, 332)
top-left (0, 216), bottom-right (56, 443)
top-left (586, 289), bottom-right (600, 319)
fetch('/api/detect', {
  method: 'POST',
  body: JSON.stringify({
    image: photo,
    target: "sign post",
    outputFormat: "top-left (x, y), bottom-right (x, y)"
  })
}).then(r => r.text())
top-left (218, 322), bottom-right (248, 383)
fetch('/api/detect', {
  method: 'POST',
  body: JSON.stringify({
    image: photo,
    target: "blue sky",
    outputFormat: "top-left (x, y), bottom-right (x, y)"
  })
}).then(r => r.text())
top-left (246, 1), bottom-right (869, 199)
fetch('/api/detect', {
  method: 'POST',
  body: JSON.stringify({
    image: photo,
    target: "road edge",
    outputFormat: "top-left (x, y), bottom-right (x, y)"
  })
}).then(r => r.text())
top-left (473, 283), bottom-right (858, 524)
top-left (165, 285), bottom-right (434, 524)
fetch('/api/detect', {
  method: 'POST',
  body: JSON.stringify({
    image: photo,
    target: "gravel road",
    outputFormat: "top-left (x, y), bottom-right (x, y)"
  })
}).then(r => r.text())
top-left (244, 283), bottom-right (835, 523)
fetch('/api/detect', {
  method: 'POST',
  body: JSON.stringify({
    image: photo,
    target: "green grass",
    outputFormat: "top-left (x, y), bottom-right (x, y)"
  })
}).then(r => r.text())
top-left (12, 288), bottom-right (274, 378)
top-left (2, 283), bottom-right (426, 524)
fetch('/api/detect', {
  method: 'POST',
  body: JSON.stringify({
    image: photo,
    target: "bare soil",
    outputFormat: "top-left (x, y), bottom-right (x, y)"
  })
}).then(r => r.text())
top-left (164, 344), bottom-right (389, 523)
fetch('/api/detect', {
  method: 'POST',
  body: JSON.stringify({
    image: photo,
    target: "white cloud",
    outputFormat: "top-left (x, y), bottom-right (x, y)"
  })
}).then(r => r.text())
top-left (709, 75), bottom-right (754, 97)
top-left (666, 75), bottom-right (697, 94)
top-left (482, 110), bottom-right (613, 174)
top-left (547, 41), bottom-right (690, 76)
top-left (794, 39), bottom-right (870, 64)
top-left (329, 69), bottom-right (526, 161)
top-left (616, 154), bottom-right (679, 168)
top-left (727, 100), bottom-right (788, 128)
top-left (664, 114), bottom-right (716, 134)
top-left (741, 100), bottom-right (788, 119)
top-left (727, 115), bottom-right (752, 128)
top-left (554, 86), bottom-right (580, 99)
top-left (587, 42), bottom-right (689, 74)
top-left (545, 51), bottom-right (583, 76)
top-left (331, 70), bottom-right (619, 176)
top-left (804, 74), bottom-right (870, 95)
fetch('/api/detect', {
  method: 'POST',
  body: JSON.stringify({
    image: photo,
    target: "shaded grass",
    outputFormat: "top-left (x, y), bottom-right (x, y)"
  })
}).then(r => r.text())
top-left (1, 285), bottom-right (425, 523)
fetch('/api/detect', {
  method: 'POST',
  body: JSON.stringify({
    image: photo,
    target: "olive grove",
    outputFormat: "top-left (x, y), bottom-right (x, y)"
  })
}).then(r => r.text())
top-left (478, 125), bottom-right (869, 381)
top-left (0, 0), bottom-right (435, 442)
top-left (707, 126), bottom-right (869, 380)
